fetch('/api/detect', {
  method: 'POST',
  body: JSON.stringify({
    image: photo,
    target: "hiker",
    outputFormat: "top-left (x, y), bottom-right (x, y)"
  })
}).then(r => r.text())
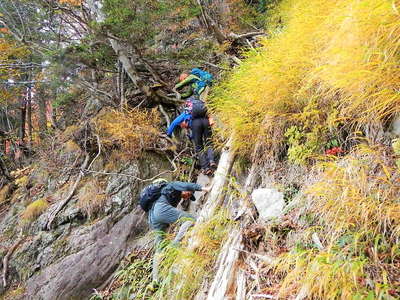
top-left (145, 180), bottom-right (211, 283)
top-left (167, 96), bottom-right (216, 175)
top-left (173, 68), bottom-right (213, 100)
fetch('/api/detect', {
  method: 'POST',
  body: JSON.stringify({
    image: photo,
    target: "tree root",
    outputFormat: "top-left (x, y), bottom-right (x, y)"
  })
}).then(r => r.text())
top-left (2, 236), bottom-right (24, 288)
top-left (46, 153), bottom-right (90, 230)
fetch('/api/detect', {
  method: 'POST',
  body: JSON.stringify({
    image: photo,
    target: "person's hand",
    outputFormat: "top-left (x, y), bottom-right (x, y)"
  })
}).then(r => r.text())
top-left (202, 185), bottom-right (213, 193)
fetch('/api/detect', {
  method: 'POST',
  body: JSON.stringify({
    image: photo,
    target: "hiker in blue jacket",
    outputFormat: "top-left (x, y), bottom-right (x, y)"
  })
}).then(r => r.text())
top-left (167, 96), bottom-right (216, 175)
top-left (149, 181), bottom-right (211, 283)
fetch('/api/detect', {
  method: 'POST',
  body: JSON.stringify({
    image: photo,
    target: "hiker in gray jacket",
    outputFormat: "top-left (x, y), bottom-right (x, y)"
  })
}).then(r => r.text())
top-left (149, 181), bottom-right (211, 284)
top-left (149, 181), bottom-right (211, 244)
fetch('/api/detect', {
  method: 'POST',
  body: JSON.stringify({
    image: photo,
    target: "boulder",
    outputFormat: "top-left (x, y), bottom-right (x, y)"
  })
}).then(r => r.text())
top-left (251, 188), bottom-right (285, 222)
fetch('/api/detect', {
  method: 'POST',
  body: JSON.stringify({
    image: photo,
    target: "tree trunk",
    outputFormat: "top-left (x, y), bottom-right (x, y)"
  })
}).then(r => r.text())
top-left (196, 129), bottom-right (265, 299)
top-left (27, 86), bottom-right (32, 146)
top-left (195, 136), bottom-right (235, 224)
top-left (19, 97), bottom-right (26, 142)
top-left (38, 87), bottom-right (47, 140)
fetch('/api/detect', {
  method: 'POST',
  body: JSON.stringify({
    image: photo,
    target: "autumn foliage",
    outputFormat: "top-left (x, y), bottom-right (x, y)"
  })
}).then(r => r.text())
top-left (211, 0), bottom-right (400, 160)
top-left (94, 109), bottom-right (160, 159)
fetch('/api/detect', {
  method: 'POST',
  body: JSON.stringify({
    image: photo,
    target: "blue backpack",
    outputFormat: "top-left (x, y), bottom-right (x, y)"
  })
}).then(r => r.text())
top-left (139, 180), bottom-right (168, 212)
top-left (190, 68), bottom-right (213, 95)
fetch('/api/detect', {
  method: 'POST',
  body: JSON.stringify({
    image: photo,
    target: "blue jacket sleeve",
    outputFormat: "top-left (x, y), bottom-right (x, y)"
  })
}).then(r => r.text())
top-left (166, 113), bottom-right (190, 137)
top-left (169, 181), bottom-right (202, 192)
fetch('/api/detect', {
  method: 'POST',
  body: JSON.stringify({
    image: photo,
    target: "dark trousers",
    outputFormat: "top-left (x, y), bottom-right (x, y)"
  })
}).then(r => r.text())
top-left (191, 117), bottom-right (215, 170)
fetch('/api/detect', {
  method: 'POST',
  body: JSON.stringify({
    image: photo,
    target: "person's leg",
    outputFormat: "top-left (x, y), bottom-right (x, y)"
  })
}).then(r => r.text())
top-left (202, 118), bottom-right (215, 167)
top-left (172, 220), bottom-right (195, 245)
top-left (148, 210), bottom-right (168, 283)
top-left (150, 202), bottom-right (196, 282)
top-left (191, 118), bottom-right (208, 170)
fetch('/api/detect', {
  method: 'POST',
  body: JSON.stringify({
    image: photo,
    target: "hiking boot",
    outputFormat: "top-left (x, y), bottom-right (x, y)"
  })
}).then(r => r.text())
top-left (210, 161), bottom-right (217, 169)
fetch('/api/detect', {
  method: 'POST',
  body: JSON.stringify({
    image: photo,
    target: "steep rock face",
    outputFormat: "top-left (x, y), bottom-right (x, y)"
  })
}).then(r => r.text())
top-left (0, 152), bottom-right (171, 299)
top-left (25, 211), bottom-right (140, 300)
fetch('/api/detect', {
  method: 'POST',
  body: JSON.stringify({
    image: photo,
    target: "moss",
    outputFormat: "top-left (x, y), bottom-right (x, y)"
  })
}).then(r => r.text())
top-left (21, 198), bottom-right (49, 222)
top-left (15, 176), bottom-right (28, 188)
top-left (0, 185), bottom-right (11, 204)
top-left (0, 285), bottom-right (25, 300)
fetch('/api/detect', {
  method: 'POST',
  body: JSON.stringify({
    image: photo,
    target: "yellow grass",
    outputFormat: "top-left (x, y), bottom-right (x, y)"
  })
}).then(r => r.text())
top-left (274, 145), bottom-right (400, 299)
top-left (94, 108), bottom-right (160, 159)
top-left (211, 0), bottom-right (400, 158)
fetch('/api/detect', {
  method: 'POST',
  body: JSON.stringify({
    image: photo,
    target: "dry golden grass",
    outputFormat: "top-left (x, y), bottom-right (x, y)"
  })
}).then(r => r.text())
top-left (77, 178), bottom-right (107, 219)
top-left (274, 145), bottom-right (400, 299)
top-left (211, 0), bottom-right (400, 159)
top-left (0, 185), bottom-right (11, 204)
top-left (94, 108), bottom-right (160, 160)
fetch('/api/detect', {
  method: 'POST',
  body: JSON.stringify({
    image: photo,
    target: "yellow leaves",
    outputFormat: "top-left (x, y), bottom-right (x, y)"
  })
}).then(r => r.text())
top-left (212, 0), bottom-right (400, 157)
top-left (94, 108), bottom-right (160, 159)
top-left (59, 0), bottom-right (82, 6)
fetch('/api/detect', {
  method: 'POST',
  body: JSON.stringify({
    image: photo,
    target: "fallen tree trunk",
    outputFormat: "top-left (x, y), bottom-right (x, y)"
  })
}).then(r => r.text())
top-left (196, 136), bottom-right (235, 224)
top-left (196, 126), bottom-right (266, 299)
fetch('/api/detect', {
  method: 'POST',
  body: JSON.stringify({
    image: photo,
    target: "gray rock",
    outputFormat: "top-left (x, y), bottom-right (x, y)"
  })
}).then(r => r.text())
top-left (251, 188), bottom-right (285, 221)
top-left (0, 152), bottom-right (169, 297)
top-left (391, 114), bottom-right (400, 137)
top-left (25, 211), bottom-right (142, 300)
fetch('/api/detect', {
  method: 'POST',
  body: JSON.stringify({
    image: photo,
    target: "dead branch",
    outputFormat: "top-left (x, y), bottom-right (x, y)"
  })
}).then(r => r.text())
top-left (77, 168), bottom-right (174, 183)
top-left (46, 153), bottom-right (90, 230)
top-left (77, 79), bottom-right (113, 100)
top-left (229, 55), bottom-right (242, 65)
top-left (154, 89), bottom-right (184, 106)
top-left (201, 61), bottom-right (230, 71)
top-left (158, 105), bottom-right (171, 128)
top-left (228, 32), bottom-right (266, 41)
top-left (86, 135), bottom-right (101, 171)
top-left (2, 236), bottom-right (24, 288)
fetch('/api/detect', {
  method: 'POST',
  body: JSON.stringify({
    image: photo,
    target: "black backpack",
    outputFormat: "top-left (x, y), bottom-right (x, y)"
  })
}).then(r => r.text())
top-left (139, 181), bottom-right (167, 212)
top-left (189, 98), bottom-right (207, 119)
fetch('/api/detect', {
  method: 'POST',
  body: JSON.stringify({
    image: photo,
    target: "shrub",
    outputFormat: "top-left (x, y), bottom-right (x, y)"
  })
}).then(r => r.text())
top-left (94, 108), bottom-right (160, 160)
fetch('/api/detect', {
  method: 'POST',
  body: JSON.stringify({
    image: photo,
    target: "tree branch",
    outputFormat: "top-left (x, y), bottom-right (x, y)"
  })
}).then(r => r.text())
top-left (2, 236), bottom-right (24, 288)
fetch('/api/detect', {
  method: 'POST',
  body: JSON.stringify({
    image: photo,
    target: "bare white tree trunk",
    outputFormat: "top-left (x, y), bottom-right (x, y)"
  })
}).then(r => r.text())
top-left (196, 136), bottom-right (235, 224)
top-left (196, 132), bottom-right (263, 299)
top-left (206, 227), bottom-right (242, 300)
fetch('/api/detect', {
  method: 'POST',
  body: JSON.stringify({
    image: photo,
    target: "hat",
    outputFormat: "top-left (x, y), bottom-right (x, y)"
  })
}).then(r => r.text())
top-left (179, 73), bottom-right (189, 82)
top-left (152, 178), bottom-right (168, 184)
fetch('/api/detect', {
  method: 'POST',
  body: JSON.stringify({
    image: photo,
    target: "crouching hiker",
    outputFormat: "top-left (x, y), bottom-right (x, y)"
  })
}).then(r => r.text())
top-left (139, 179), bottom-right (211, 285)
